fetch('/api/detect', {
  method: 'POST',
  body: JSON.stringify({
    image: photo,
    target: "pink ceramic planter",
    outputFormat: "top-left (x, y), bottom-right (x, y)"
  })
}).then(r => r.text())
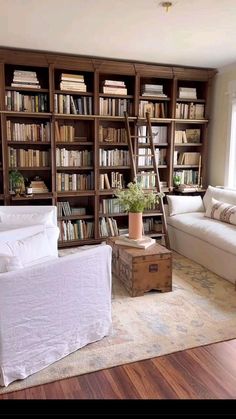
top-left (128, 212), bottom-right (143, 240)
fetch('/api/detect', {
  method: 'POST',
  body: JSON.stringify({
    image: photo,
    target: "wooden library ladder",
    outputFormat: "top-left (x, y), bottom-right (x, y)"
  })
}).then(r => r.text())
top-left (124, 111), bottom-right (170, 249)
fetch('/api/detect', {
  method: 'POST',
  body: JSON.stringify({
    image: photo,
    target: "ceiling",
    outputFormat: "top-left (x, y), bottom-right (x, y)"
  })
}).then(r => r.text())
top-left (1, 0), bottom-right (236, 69)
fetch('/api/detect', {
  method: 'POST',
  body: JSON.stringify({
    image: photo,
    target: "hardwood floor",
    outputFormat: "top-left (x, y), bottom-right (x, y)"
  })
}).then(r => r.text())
top-left (1, 339), bottom-right (236, 400)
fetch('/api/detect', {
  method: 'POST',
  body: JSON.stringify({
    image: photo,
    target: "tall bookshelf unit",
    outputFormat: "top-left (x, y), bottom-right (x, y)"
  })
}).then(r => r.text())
top-left (0, 48), bottom-right (216, 247)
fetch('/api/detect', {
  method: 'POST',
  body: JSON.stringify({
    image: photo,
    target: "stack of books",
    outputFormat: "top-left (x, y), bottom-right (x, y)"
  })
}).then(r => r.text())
top-left (11, 70), bottom-right (40, 89)
top-left (115, 235), bottom-right (155, 249)
top-left (29, 178), bottom-right (48, 193)
top-left (141, 84), bottom-right (167, 97)
top-left (60, 73), bottom-right (87, 92)
top-left (176, 184), bottom-right (199, 193)
top-left (178, 87), bottom-right (197, 99)
top-left (102, 80), bottom-right (127, 95)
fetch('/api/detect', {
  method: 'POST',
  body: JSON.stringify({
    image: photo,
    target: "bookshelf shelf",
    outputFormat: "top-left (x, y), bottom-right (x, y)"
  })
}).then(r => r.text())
top-left (11, 193), bottom-right (53, 200)
top-left (7, 141), bottom-right (51, 146)
top-left (139, 96), bottom-right (171, 101)
top-left (6, 86), bottom-right (49, 93)
top-left (0, 46), bottom-right (215, 247)
top-left (176, 98), bottom-right (206, 103)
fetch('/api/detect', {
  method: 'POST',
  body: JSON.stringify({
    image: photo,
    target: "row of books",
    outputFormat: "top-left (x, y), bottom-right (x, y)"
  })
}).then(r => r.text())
top-left (99, 217), bottom-right (119, 237)
top-left (99, 126), bottom-right (127, 143)
top-left (138, 125), bottom-right (168, 144)
top-left (174, 170), bottom-right (199, 185)
top-left (56, 148), bottom-right (92, 167)
top-left (58, 220), bottom-right (94, 241)
top-left (177, 152), bottom-right (201, 165)
top-left (57, 201), bottom-right (86, 217)
top-left (55, 122), bottom-right (77, 142)
top-left (139, 101), bottom-right (167, 118)
top-left (99, 98), bottom-right (132, 116)
top-left (54, 94), bottom-right (93, 115)
top-left (138, 148), bottom-right (166, 166)
top-left (100, 198), bottom-right (123, 214)
top-left (5, 92), bottom-right (48, 112)
top-left (143, 218), bottom-right (162, 234)
top-left (175, 102), bottom-right (205, 119)
top-left (8, 148), bottom-right (50, 168)
top-left (99, 149), bottom-right (130, 167)
top-left (56, 172), bottom-right (94, 192)
top-left (60, 73), bottom-right (87, 93)
top-left (6, 121), bottom-right (50, 143)
top-left (99, 172), bottom-right (125, 190)
top-left (174, 129), bottom-right (201, 144)
top-left (11, 70), bottom-right (41, 89)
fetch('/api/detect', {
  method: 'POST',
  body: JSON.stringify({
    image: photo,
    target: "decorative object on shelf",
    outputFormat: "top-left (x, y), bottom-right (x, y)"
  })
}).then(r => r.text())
top-left (29, 176), bottom-right (49, 193)
top-left (9, 170), bottom-right (25, 196)
top-left (115, 182), bottom-right (163, 240)
top-left (173, 174), bottom-right (181, 187)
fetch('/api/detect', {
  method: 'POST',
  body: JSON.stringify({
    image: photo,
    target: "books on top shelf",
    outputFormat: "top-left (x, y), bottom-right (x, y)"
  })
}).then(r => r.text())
top-left (102, 80), bottom-right (127, 95)
top-left (178, 87), bottom-right (197, 99)
top-left (11, 70), bottom-right (41, 89)
top-left (115, 235), bottom-right (156, 249)
top-left (60, 73), bottom-right (87, 92)
top-left (141, 84), bottom-right (167, 98)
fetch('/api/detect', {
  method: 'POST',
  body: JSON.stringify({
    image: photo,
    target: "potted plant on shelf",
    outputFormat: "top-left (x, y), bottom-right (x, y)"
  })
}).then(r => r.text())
top-left (9, 170), bottom-right (25, 196)
top-left (115, 182), bottom-right (164, 240)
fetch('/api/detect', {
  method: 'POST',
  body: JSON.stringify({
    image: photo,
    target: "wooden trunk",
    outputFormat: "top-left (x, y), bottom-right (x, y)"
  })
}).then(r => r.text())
top-left (106, 237), bottom-right (172, 297)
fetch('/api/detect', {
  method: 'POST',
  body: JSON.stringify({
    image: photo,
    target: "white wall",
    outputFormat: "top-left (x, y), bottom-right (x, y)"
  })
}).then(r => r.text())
top-left (208, 63), bottom-right (236, 186)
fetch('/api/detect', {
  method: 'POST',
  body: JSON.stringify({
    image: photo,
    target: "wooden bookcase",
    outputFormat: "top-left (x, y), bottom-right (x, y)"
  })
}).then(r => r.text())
top-left (0, 48), bottom-right (216, 247)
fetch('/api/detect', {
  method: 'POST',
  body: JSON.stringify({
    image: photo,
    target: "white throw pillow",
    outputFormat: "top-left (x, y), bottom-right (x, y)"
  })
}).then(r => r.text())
top-left (6, 230), bottom-right (53, 267)
top-left (0, 211), bottom-right (54, 226)
top-left (205, 197), bottom-right (236, 226)
top-left (167, 195), bottom-right (204, 216)
top-left (0, 255), bottom-right (23, 273)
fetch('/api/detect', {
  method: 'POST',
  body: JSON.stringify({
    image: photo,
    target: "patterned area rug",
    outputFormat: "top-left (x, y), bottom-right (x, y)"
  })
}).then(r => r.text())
top-left (1, 250), bottom-right (236, 394)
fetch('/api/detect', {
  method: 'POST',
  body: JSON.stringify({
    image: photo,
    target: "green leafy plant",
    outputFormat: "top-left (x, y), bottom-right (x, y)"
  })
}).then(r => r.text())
top-left (173, 174), bottom-right (181, 187)
top-left (115, 182), bottom-right (164, 213)
top-left (9, 170), bottom-right (25, 193)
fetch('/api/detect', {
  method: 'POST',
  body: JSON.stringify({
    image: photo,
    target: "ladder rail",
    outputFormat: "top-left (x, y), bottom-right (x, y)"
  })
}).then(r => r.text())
top-left (145, 112), bottom-right (170, 249)
top-left (124, 111), bottom-right (136, 181)
top-left (124, 111), bottom-right (170, 249)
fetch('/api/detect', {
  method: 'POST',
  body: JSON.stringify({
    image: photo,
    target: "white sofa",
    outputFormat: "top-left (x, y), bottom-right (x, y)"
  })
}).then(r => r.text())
top-left (0, 244), bottom-right (112, 387)
top-left (167, 186), bottom-right (236, 285)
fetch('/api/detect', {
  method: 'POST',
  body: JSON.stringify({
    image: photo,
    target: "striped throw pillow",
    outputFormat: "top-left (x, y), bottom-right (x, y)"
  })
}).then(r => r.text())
top-left (205, 197), bottom-right (236, 225)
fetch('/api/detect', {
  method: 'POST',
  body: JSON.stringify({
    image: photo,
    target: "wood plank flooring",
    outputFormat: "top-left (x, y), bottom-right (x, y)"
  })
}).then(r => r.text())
top-left (1, 339), bottom-right (236, 399)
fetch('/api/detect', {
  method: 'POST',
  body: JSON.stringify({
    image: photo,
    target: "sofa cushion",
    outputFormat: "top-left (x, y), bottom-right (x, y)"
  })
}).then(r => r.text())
top-left (205, 197), bottom-right (236, 226)
top-left (6, 230), bottom-right (55, 268)
top-left (0, 210), bottom-right (55, 227)
top-left (167, 195), bottom-right (204, 216)
top-left (167, 212), bottom-right (236, 256)
top-left (203, 186), bottom-right (236, 210)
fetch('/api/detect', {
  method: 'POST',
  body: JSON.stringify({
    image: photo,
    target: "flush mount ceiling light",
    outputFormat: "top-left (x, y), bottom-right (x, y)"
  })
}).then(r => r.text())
top-left (160, 1), bottom-right (173, 12)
